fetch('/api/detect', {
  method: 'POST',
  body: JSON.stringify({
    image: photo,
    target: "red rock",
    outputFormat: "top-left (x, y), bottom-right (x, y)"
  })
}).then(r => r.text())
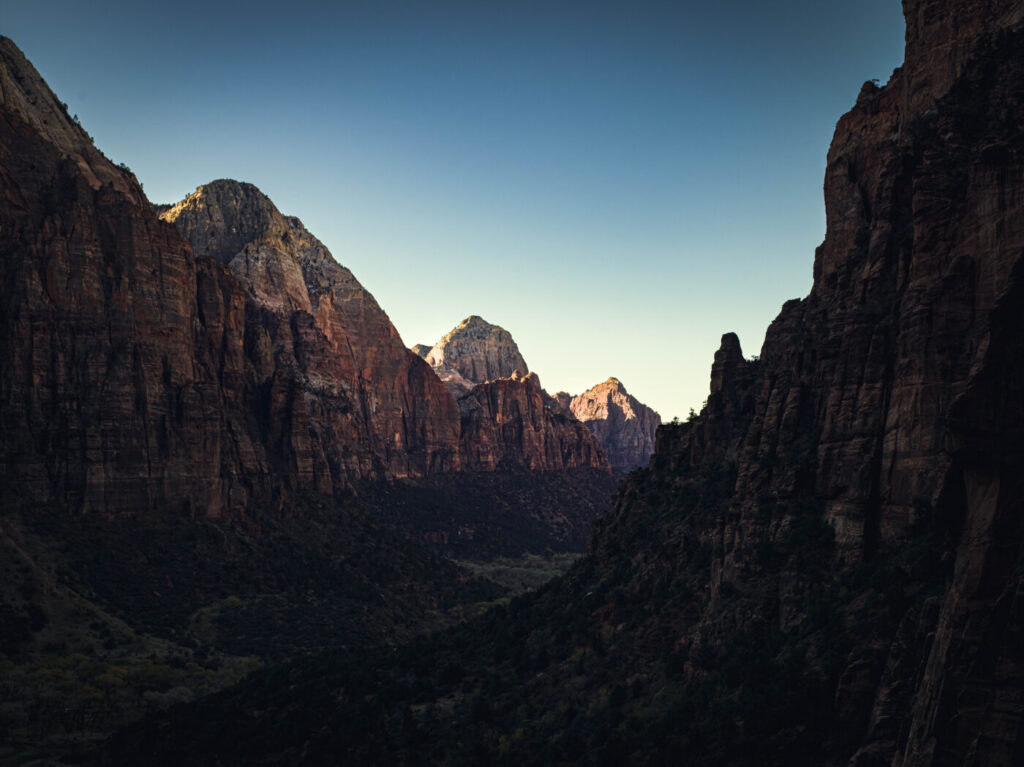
top-left (459, 372), bottom-right (610, 472)
top-left (0, 41), bottom-right (459, 518)
top-left (569, 378), bottom-right (661, 469)
top-left (162, 180), bottom-right (462, 482)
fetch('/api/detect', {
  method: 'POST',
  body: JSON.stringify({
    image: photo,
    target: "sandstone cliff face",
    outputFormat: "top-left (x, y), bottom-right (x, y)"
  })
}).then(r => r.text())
top-left (627, 1), bottom-right (1024, 762)
top-left (0, 35), bottom-right (612, 517)
top-left (569, 378), bottom-right (661, 469)
top-left (161, 181), bottom-right (462, 482)
top-left (424, 315), bottom-right (529, 394)
top-left (0, 40), bottom-right (463, 518)
top-left (459, 372), bottom-right (610, 472)
top-left (414, 315), bottom-right (611, 471)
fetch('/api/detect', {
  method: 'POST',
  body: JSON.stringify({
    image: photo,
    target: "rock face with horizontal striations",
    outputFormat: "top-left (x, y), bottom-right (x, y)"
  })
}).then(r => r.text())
top-left (614, 1), bottom-right (1024, 761)
top-left (0, 33), bottom-right (611, 519)
top-left (419, 317), bottom-right (612, 471)
top-left (161, 180), bottom-right (462, 483)
top-left (459, 372), bottom-right (610, 472)
top-left (424, 315), bottom-right (529, 394)
top-left (0, 38), bottom-right (253, 517)
top-left (0, 39), bottom-right (462, 518)
top-left (569, 377), bottom-right (661, 469)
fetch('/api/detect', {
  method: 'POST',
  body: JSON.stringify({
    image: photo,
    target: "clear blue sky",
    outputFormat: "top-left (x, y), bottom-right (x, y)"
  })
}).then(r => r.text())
top-left (7, 1), bottom-right (905, 420)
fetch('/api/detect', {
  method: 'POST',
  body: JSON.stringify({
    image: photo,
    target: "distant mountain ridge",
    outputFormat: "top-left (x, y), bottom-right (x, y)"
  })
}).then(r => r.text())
top-left (564, 377), bottom-right (661, 469)
top-left (161, 183), bottom-right (612, 478)
top-left (419, 316), bottom-right (661, 469)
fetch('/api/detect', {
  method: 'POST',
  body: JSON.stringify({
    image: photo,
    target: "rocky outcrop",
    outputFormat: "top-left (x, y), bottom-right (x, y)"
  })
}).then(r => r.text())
top-left (161, 180), bottom-right (461, 482)
top-left (0, 39), bottom-right (462, 519)
top-left (459, 372), bottom-right (610, 472)
top-left (423, 315), bottom-right (529, 394)
top-left (569, 377), bottom-right (661, 469)
top-left (415, 315), bottom-right (612, 471)
top-left (0, 33), bottom-right (614, 520)
top-left (161, 191), bottom-right (615, 477)
top-left (550, 391), bottom-right (573, 414)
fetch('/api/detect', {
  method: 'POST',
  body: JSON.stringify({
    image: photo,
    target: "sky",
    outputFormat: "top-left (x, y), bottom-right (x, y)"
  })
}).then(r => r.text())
top-left (6, 1), bottom-right (906, 420)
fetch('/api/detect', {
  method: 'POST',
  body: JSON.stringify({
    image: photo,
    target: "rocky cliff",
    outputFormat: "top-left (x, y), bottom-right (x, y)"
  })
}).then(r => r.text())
top-left (160, 190), bottom-right (612, 478)
top-left (459, 371), bottom-right (610, 472)
top-left (0, 30), bottom-right (609, 520)
top-left (0, 37), bottom-right (257, 517)
top-left (0, 37), bottom-right (465, 518)
top-left (423, 315), bottom-right (529, 395)
top-left (412, 315), bottom-right (611, 471)
top-left (569, 377), bottom-right (661, 469)
top-left (160, 180), bottom-right (462, 483)
top-left (629, 0), bottom-right (1024, 759)
top-left (1, 33), bottom-right (625, 513)
top-left (97, 2), bottom-right (1024, 764)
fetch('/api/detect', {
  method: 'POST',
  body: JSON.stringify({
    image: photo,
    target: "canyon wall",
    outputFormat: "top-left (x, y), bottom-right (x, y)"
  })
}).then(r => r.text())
top-left (568, 377), bottom-right (661, 469)
top-left (0, 37), bottom-right (609, 519)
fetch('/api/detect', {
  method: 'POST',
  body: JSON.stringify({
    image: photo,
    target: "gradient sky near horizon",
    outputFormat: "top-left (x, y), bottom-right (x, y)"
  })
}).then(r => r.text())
top-left (6, 1), bottom-right (906, 419)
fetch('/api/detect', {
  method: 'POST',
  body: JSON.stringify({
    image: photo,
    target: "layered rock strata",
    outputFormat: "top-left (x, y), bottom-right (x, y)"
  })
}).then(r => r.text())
top-left (162, 188), bottom-right (612, 477)
top-left (0, 39), bottom-right (464, 517)
top-left (0, 32), bottom-right (612, 521)
top-left (417, 317), bottom-right (612, 470)
top-left (423, 315), bottom-right (529, 395)
top-left (568, 377), bottom-right (661, 469)
top-left (161, 181), bottom-right (461, 482)
top-left (0, 38), bottom-right (251, 517)
top-left (459, 371), bottom-right (610, 472)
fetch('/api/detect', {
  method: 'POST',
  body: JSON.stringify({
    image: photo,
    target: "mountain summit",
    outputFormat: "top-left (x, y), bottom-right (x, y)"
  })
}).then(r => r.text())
top-left (161, 178), bottom-right (462, 482)
top-left (568, 377), bottom-right (661, 469)
top-left (423, 315), bottom-right (529, 394)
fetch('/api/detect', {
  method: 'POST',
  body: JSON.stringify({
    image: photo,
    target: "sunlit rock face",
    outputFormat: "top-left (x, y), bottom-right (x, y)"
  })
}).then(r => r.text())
top-left (569, 378), bottom-right (661, 470)
top-left (459, 371), bottom-right (611, 473)
top-left (423, 315), bottom-right (529, 394)
top-left (0, 36), bottom-right (464, 519)
top-left (162, 180), bottom-right (463, 482)
top-left (420, 317), bottom-right (612, 471)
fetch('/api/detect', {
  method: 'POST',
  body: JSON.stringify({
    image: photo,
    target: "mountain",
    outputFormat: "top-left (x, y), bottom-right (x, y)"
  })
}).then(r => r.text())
top-left (98, 1), bottom-right (1024, 764)
top-left (0, 34), bottom-right (604, 754)
top-left (566, 377), bottom-right (661, 469)
top-left (459, 371), bottom-right (609, 472)
top-left (424, 315), bottom-right (529, 393)
top-left (160, 179), bottom-right (462, 484)
top-left (159, 188), bottom-right (612, 484)
top-left (0, 44), bottom-right (466, 519)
